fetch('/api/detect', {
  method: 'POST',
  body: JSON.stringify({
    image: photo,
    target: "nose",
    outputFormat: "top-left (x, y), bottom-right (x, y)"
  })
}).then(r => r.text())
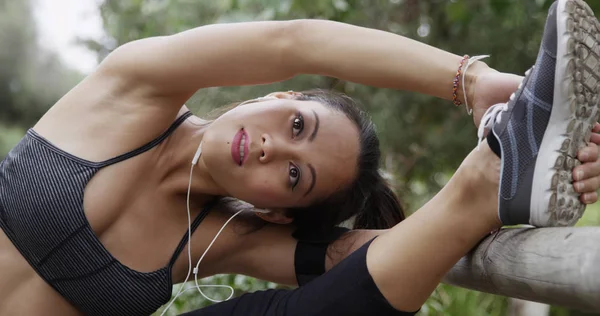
top-left (259, 133), bottom-right (294, 164)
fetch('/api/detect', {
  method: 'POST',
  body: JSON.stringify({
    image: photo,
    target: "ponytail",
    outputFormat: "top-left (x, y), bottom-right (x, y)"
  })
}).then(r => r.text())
top-left (353, 178), bottom-right (405, 229)
top-left (289, 172), bottom-right (406, 232)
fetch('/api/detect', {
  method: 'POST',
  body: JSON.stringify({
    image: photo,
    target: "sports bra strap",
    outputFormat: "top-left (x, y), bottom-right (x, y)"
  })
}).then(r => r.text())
top-left (97, 111), bottom-right (194, 168)
top-left (168, 198), bottom-right (219, 267)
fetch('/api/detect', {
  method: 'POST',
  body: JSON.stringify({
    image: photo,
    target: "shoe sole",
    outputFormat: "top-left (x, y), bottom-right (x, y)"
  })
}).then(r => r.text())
top-left (531, 0), bottom-right (600, 227)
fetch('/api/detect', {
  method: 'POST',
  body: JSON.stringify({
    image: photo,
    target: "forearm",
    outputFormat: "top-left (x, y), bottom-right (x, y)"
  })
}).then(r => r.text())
top-left (106, 19), bottom-right (489, 104)
top-left (290, 19), bottom-right (489, 103)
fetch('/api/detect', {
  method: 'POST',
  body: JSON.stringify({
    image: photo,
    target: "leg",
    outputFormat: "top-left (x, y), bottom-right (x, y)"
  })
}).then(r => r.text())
top-left (367, 140), bottom-right (502, 312)
top-left (372, 1), bottom-right (600, 310)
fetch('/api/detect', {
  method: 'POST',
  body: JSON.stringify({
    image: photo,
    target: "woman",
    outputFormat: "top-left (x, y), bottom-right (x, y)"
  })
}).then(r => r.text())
top-left (0, 0), bottom-right (598, 315)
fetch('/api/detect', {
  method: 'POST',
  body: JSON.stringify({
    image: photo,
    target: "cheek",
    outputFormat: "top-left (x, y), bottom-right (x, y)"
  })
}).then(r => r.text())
top-left (235, 172), bottom-right (291, 207)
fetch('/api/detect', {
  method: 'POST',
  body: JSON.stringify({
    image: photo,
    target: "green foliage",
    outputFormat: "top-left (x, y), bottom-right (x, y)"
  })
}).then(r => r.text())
top-left (0, 125), bottom-right (25, 156)
top-left (0, 0), bottom-right (82, 129)
top-left (86, 0), bottom-right (599, 212)
top-left (2, 0), bottom-right (600, 315)
top-left (421, 284), bottom-right (508, 316)
top-left (155, 276), bottom-right (283, 315)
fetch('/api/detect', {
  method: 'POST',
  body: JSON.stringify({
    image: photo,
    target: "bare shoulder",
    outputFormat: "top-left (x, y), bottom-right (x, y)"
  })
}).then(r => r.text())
top-left (31, 63), bottom-right (186, 162)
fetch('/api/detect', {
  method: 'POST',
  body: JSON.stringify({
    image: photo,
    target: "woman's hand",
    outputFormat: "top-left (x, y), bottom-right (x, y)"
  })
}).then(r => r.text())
top-left (575, 122), bottom-right (600, 204)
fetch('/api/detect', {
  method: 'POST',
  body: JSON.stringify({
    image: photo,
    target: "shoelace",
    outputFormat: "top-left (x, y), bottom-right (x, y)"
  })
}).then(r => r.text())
top-left (476, 67), bottom-right (532, 148)
top-left (477, 102), bottom-right (508, 147)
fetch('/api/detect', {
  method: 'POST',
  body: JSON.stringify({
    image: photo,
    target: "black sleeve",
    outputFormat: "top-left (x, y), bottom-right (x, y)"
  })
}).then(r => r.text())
top-left (180, 238), bottom-right (417, 316)
top-left (292, 226), bottom-right (351, 286)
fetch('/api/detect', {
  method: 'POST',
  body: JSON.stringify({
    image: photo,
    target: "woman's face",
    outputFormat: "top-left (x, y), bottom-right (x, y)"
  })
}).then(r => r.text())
top-left (201, 97), bottom-right (360, 209)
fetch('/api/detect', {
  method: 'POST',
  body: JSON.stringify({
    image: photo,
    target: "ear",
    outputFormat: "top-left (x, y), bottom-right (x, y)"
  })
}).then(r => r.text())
top-left (254, 208), bottom-right (293, 225)
top-left (264, 90), bottom-right (302, 100)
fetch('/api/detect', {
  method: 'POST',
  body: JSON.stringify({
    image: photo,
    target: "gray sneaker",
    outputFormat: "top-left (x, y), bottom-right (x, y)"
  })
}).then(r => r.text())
top-left (479, 0), bottom-right (600, 227)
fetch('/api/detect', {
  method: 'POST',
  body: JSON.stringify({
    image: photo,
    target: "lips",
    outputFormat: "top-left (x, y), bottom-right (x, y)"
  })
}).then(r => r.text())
top-left (231, 129), bottom-right (249, 166)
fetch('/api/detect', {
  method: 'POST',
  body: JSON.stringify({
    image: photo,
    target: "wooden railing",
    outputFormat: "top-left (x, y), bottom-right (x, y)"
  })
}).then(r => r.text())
top-left (443, 227), bottom-right (600, 312)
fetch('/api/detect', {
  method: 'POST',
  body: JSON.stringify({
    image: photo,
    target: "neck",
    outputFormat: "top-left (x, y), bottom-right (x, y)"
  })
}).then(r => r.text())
top-left (160, 115), bottom-right (227, 201)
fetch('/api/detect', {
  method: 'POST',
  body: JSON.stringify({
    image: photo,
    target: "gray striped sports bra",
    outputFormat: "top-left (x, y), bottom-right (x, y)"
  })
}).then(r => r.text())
top-left (0, 112), bottom-right (213, 316)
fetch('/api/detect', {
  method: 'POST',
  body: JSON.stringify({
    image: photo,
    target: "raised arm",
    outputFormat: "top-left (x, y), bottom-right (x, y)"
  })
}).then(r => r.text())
top-left (101, 20), bottom-right (487, 106)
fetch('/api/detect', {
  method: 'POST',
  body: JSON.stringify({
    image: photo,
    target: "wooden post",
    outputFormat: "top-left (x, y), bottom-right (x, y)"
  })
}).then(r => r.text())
top-left (443, 227), bottom-right (600, 312)
top-left (508, 298), bottom-right (550, 316)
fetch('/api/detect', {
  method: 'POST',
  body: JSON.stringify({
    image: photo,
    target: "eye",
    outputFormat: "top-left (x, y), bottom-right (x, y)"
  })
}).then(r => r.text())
top-left (292, 113), bottom-right (304, 138)
top-left (289, 163), bottom-right (301, 190)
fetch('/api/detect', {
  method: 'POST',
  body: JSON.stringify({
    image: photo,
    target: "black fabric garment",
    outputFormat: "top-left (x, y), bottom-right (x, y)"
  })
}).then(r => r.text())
top-left (181, 238), bottom-right (416, 316)
top-left (294, 226), bottom-right (350, 286)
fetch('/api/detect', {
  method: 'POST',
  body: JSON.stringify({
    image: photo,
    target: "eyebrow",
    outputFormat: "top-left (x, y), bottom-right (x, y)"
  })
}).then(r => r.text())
top-left (304, 163), bottom-right (317, 197)
top-left (309, 109), bottom-right (319, 142)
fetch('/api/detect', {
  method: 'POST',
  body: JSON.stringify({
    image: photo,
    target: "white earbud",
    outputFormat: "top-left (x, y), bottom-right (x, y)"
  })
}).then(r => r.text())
top-left (192, 141), bottom-right (203, 165)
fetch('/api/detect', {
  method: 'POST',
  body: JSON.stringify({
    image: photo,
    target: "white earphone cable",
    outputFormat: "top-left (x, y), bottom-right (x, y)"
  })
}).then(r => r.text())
top-left (160, 142), bottom-right (235, 315)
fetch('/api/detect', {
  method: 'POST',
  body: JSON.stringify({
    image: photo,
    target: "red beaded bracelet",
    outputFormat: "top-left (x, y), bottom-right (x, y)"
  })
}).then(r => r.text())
top-left (452, 55), bottom-right (469, 106)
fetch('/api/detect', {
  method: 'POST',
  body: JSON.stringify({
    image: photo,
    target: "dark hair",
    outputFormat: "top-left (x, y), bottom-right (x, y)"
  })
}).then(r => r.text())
top-left (287, 89), bottom-right (406, 230)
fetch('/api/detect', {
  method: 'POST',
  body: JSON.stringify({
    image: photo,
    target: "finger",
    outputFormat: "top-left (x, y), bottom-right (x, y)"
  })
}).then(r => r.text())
top-left (573, 159), bottom-right (600, 181)
top-left (577, 142), bottom-right (599, 163)
top-left (591, 132), bottom-right (600, 145)
top-left (580, 192), bottom-right (598, 204)
top-left (593, 122), bottom-right (600, 133)
top-left (574, 175), bottom-right (600, 193)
